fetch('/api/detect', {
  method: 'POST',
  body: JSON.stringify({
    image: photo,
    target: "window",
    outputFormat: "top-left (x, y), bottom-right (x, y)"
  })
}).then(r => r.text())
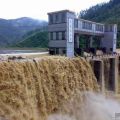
top-left (82, 21), bottom-right (92, 30)
top-left (74, 19), bottom-right (78, 28)
top-left (62, 31), bottom-right (66, 40)
top-left (55, 48), bottom-right (59, 54)
top-left (50, 31), bottom-right (66, 40)
top-left (88, 23), bottom-right (92, 30)
top-left (62, 49), bottom-right (66, 54)
top-left (59, 32), bottom-right (62, 40)
top-left (61, 13), bottom-right (66, 23)
top-left (55, 14), bottom-right (59, 23)
top-left (49, 15), bottom-right (53, 24)
top-left (56, 32), bottom-right (59, 40)
top-left (96, 25), bottom-right (104, 32)
top-left (53, 32), bottom-right (56, 40)
top-left (50, 32), bottom-right (53, 40)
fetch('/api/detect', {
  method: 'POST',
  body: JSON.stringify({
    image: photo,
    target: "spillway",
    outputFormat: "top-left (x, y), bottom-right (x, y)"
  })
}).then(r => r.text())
top-left (0, 56), bottom-right (99, 120)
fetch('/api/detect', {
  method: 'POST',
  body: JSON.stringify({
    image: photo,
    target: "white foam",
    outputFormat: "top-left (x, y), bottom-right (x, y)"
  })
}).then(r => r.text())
top-left (48, 92), bottom-right (120, 120)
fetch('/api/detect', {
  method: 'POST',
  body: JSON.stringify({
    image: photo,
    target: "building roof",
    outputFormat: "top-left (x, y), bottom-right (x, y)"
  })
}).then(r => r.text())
top-left (47, 10), bottom-right (75, 15)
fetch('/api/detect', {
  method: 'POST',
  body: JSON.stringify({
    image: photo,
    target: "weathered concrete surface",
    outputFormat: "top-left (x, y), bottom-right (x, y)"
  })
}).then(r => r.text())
top-left (89, 55), bottom-right (119, 94)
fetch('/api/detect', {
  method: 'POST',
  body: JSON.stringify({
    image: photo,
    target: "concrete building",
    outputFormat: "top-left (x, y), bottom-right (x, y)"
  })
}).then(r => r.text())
top-left (48, 10), bottom-right (117, 57)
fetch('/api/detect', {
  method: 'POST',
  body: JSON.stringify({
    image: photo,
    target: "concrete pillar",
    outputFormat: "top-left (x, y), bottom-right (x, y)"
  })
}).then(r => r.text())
top-left (66, 17), bottom-right (75, 58)
top-left (110, 58), bottom-right (118, 94)
top-left (94, 60), bottom-right (105, 93)
top-left (113, 58), bottom-right (118, 94)
top-left (89, 36), bottom-right (93, 48)
top-left (100, 61), bottom-right (105, 93)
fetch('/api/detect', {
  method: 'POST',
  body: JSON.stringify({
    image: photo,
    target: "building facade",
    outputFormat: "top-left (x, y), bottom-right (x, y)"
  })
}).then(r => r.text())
top-left (48, 10), bottom-right (117, 57)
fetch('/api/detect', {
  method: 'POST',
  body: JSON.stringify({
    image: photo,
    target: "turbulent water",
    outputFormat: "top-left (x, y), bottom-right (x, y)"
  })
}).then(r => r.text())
top-left (1, 56), bottom-right (120, 120)
top-left (48, 92), bottom-right (120, 120)
top-left (0, 56), bottom-right (98, 120)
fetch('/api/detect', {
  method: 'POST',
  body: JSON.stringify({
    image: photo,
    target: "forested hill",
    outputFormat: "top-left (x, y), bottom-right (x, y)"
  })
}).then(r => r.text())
top-left (0, 17), bottom-right (47, 46)
top-left (80, 0), bottom-right (120, 47)
top-left (80, 0), bottom-right (120, 24)
top-left (14, 30), bottom-right (48, 48)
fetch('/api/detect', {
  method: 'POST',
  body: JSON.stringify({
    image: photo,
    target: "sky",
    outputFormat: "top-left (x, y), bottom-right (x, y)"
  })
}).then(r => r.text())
top-left (0, 0), bottom-right (110, 21)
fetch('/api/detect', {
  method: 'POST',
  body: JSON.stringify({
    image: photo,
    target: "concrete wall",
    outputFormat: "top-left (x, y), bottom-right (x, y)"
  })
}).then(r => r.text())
top-left (49, 40), bottom-right (66, 48)
top-left (48, 23), bottom-right (67, 32)
top-left (90, 56), bottom-right (119, 94)
top-left (101, 24), bottom-right (117, 52)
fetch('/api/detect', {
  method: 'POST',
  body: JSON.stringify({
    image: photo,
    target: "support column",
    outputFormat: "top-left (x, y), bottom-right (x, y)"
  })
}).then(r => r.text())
top-left (93, 60), bottom-right (105, 93)
top-left (109, 58), bottom-right (118, 94)
top-left (66, 16), bottom-right (75, 58)
top-left (100, 61), bottom-right (105, 93)
top-left (89, 36), bottom-right (93, 48)
top-left (113, 58), bottom-right (118, 94)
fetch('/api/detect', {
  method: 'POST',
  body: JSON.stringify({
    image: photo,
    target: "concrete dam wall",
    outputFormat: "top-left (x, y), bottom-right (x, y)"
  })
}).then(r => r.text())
top-left (0, 57), bottom-right (99, 120)
top-left (90, 55), bottom-right (120, 94)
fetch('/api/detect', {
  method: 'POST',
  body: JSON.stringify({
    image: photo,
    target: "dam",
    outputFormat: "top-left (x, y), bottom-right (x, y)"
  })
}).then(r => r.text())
top-left (47, 9), bottom-right (119, 95)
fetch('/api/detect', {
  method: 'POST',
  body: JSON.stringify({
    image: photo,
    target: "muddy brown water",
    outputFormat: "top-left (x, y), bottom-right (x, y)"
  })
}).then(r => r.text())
top-left (0, 56), bottom-right (99, 120)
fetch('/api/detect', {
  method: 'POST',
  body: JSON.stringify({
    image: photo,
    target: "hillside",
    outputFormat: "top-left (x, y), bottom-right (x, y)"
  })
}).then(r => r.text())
top-left (0, 17), bottom-right (47, 46)
top-left (80, 0), bottom-right (120, 47)
top-left (14, 31), bottom-right (48, 48)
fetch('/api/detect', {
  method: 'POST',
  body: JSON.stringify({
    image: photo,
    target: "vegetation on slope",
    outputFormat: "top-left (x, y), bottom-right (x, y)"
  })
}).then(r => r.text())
top-left (14, 31), bottom-right (48, 48)
top-left (0, 17), bottom-right (47, 46)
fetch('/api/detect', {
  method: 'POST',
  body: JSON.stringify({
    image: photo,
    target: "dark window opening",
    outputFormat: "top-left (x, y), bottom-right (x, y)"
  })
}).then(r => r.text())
top-left (62, 31), bottom-right (66, 40)
top-left (74, 19), bottom-right (78, 28)
top-left (56, 48), bottom-right (59, 54)
top-left (55, 14), bottom-right (59, 23)
top-left (62, 49), bottom-right (66, 54)
top-left (56, 32), bottom-right (59, 40)
top-left (96, 25), bottom-right (104, 32)
top-left (82, 21), bottom-right (92, 30)
top-left (110, 48), bottom-right (113, 52)
top-left (53, 32), bottom-right (56, 40)
top-left (61, 13), bottom-right (65, 23)
top-left (50, 32), bottom-right (53, 40)
top-left (49, 15), bottom-right (53, 24)
top-left (50, 31), bottom-right (66, 40)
